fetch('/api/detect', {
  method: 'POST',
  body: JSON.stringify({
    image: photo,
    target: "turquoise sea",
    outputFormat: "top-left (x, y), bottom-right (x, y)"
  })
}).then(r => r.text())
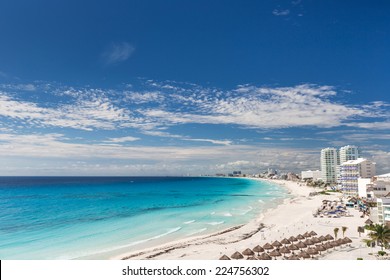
top-left (0, 176), bottom-right (288, 259)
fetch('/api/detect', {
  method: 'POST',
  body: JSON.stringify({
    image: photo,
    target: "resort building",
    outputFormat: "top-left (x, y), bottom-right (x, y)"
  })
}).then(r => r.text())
top-left (301, 170), bottom-right (322, 181)
top-left (321, 148), bottom-right (340, 184)
top-left (339, 145), bottom-right (360, 164)
top-left (340, 158), bottom-right (376, 197)
top-left (377, 197), bottom-right (390, 226)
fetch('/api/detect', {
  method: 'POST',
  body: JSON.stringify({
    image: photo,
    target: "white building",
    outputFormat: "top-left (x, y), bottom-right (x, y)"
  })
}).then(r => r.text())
top-left (321, 148), bottom-right (339, 184)
top-left (301, 170), bottom-right (322, 181)
top-left (340, 158), bottom-right (376, 197)
top-left (339, 145), bottom-right (360, 164)
top-left (358, 178), bottom-right (372, 198)
top-left (377, 197), bottom-right (390, 226)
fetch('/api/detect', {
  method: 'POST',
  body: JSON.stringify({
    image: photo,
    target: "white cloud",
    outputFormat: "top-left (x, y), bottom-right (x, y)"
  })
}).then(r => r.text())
top-left (101, 42), bottom-right (135, 65)
top-left (104, 136), bottom-right (140, 143)
top-left (183, 138), bottom-right (232, 146)
top-left (273, 9), bottom-right (290, 16)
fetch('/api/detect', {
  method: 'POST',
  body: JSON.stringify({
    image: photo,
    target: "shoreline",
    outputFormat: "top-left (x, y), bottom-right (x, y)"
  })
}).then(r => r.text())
top-left (114, 177), bottom-right (377, 260)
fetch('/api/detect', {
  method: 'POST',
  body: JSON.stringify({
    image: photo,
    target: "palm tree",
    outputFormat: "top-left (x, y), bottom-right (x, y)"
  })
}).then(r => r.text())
top-left (366, 224), bottom-right (390, 251)
top-left (334, 227), bottom-right (339, 239)
top-left (342, 226), bottom-right (348, 237)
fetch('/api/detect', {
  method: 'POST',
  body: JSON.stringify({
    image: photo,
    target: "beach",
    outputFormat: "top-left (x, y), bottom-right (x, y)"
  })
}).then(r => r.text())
top-left (115, 178), bottom-right (376, 260)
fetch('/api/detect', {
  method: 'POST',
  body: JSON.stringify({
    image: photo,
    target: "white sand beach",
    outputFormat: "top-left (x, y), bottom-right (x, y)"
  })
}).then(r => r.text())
top-left (115, 179), bottom-right (380, 260)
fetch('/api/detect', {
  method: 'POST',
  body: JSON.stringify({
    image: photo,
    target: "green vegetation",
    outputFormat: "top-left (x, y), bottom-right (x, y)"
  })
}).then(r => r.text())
top-left (363, 224), bottom-right (390, 251)
top-left (334, 227), bottom-right (339, 239)
top-left (357, 258), bottom-right (363, 260)
top-left (342, 226), bottom-right (348, 238)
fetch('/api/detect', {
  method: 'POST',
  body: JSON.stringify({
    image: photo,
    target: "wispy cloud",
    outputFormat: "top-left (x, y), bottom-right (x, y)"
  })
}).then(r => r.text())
top-left (104, 136), bottom-right (140, 143)
top-left (101, 42), bottom-right (135, 65)
top-left (272, 9), bottom-right (290, 16)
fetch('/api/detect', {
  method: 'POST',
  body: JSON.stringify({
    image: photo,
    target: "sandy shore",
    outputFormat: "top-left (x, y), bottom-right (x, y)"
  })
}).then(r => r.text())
top-left (114, 178), bottom-right (379, 260)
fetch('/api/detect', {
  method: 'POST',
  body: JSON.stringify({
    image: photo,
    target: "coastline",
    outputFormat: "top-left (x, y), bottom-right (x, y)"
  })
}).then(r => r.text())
top-left (114, 178), bottom-right (375, 260)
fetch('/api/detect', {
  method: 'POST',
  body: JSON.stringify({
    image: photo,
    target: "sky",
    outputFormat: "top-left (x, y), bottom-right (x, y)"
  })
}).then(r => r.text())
top-left (0, 0), bottom-right (390, 176)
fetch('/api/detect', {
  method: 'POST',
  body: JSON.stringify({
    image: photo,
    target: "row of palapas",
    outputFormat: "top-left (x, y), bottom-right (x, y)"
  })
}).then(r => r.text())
top-left (219, 231), bottom-right (353, 260)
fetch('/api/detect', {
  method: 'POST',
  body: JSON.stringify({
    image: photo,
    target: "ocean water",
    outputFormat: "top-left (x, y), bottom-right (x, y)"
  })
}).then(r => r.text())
top-left (0, 176), bottom-right (288, 259)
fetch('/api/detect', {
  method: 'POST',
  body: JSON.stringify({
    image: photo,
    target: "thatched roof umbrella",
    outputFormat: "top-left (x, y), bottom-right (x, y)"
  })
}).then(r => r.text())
top-left (324, 242), bottom-right (334, 250)
top-left (343, 237), bottom-right (353, 244)
top-left (310, 237), bottom-right (321, 244)
top-left (296, 241), bottom-right (307, 250)
top-left (365, 219), bottom-right (373, 225)
top-left (336, 239), bottom-right (346, 246)
top-left (279, 246), bottom-right (291, 257)
top-left (296, 234), bottom-right (305, 240)
top-left (303, 239), bottom-right (313, 246)
top-left (309, 231), bottom-right (317, 236)
top-left (318, 235), bottom-right (327, 243)
top-left (263, 243), bottom-right (274, 252)
top-left (306, 247), bottom-right (319, 258)
top-left (288, 244), bottom-right (299, 251)
top-left (219, 255), bottom-right (231, 260)
top-left (242, 248), bottom-right (255, 257)
top-left (269, 249), bottom-right (282, 260)
top-left (330, 241), bottom-right (339, 247)
top-left (247, 256), bottom-right (258, 260)
top-left (259, 253), bottom-right (272, 260)
top-left (281, 238), bottom-right (291, 245)
top-left (325, 234), bottom-right (334, 240)
top-left (298, 251), bottom-right (311, 259)
top-left (287, 255), bottom-right (300, 260)
top-left (315, 245), bottom-right (326, 255)
top-left (231, 251), bottom-right (244, 259)
top-left (288, 236), bottom-right (298, 243)
top-left (272, 240), bottom-right (283, 248)
top-left (303, 232), bottom-right (311, 238)
top-left (253, 245), bottom-right (264, 255)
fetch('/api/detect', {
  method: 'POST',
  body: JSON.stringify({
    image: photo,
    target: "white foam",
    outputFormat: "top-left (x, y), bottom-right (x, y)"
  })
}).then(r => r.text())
top-left (185, 228), bottom-right (207, 236)
top-left (223, 212), bottom-right (232, 217)
top-left (206, 221), bottom-right (225, 226)
top-left (183, 220), bottom-right (195, 224)
top-left (258, 199), bottom-right (265, 203)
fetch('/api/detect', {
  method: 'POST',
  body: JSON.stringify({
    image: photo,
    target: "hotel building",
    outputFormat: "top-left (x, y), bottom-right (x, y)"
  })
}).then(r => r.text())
top-left (339, 145), bottom-right (360, 164)
top-left (377, 197), bottom-right (390, 226)
top-left (321, 148), bottom-right (340, 184)
top-left (340, 158), bottom-right (376, 197)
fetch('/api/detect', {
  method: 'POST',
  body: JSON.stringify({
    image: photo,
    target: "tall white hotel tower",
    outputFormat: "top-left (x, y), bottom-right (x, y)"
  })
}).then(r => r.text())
top-left (339, 145), bottom-right (360, 164)
top-left (321, 148), bottom-right (339, 184)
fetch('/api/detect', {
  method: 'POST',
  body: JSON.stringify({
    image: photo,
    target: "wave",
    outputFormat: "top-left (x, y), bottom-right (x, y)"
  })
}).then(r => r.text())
top-left (258, 199), bottom-right (265, 203)
top-left (183, 220), bottom-right (195, 224)
top-left (223, 212), bottom-right (232, 217)
top-left (185, 228), bottom-right (207, 236)
top-left (206, 221), bottom-right (224, 226)
top-left (210, 212), bottom-right (215, 215)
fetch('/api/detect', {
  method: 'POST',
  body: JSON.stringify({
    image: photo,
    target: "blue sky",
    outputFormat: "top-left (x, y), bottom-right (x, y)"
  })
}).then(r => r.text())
top-left (0, 0), bottom-right (389, 175)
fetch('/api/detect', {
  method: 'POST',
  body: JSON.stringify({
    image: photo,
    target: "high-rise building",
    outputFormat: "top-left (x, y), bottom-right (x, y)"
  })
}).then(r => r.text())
top-left (320, 148), bottom-right (340, 184)
top-left (340, 158), bottom-right (376, 196)
top-left (339, 145), bottom-right (360, 164)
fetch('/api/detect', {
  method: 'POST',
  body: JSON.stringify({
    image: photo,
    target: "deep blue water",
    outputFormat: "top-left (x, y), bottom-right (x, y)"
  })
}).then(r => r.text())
top-left (0, 176), bottom-right (288, 259)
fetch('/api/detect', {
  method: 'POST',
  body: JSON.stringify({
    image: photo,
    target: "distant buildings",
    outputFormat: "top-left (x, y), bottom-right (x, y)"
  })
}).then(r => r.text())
top-left (301, 170), bottom-right (322, 181)
top-left (340, 158), bottom-right (376, 197)
top-left (377, 197), bottom-right (390, 226)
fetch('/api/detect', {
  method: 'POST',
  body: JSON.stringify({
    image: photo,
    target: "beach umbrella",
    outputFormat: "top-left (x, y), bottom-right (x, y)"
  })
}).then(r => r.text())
top-left (296, 234), bottom-right (305, 240)
top-left (259, 253), bottom-right (272, 260)
top-left (303, 239), bottom-right (313, 246)
top-left (288, 236), bottom-right (298, 243)
top-left (324, 242), bottom-right (333, 250)
top-left (318, 236), bottom-right (327, 242)
top-left (315, 245), bottom-right (326, 255)
top-left (298, 251), bottom-right (311, 259)
top-left (281, 238), bottom-right (291, 245)
top-left (365, 219), bottom-right (373, 225)
top-left (343, 237), bottom-right (353, 244)
top-left (303, 232), bottom-right (311, 238)
top-left (231, 251), bottom-right (244, 259)
top-left (330, 241), bottom-right (339, 247)
top-left (336, 239), bottom-right (346, 246)
top-left (247, 256), bottom-right (258, 260)
top-left (309, 231), bottom-right (317, 236)
top-left (306, 248), bottom-right (319, 258)
top-left (242, 248), bottom-right (255, 257)
top-left (219, 255), bottom-right (231, 260)
top-left (288, 244), bottom-right (299, 251)
top-left (279, 246), bottom-right (291, 256)
top-left (253, 245), bottom-right (264, 255)
top-left (263, 243), bottom-right (274, 251)
top-left (287, 255), bottom-right (300, 260)
top-left (325, 234), bottom-right (334, 240)
top-left (269, 249), bottom-right (282, 259)
top-left (310, 237), bottom-right (321, 244)
top-left (272, 240), bottom-right (283, 248)
top-left (296, 241), bottom-right (307, 249)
